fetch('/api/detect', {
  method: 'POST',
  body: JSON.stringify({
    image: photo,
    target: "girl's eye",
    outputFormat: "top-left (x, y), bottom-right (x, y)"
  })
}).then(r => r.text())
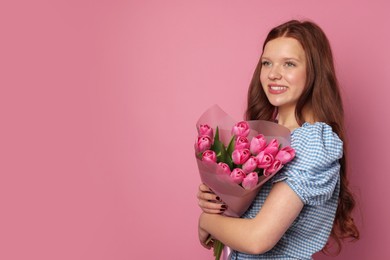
top-left (261, 61), bottom-right (271, 67)
top-left (285, 61), bottom-right (296, 67)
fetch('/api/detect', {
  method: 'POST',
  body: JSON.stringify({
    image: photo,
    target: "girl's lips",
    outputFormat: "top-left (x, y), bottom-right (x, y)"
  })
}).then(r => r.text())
top-left (268, 84), bottom-right (287, 94)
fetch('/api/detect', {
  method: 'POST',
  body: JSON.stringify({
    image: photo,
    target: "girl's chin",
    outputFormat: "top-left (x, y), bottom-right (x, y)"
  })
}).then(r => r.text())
top-left (267, 99), bottom-right (285, 107)
top-left (267, 100), bottom-right (297, 111)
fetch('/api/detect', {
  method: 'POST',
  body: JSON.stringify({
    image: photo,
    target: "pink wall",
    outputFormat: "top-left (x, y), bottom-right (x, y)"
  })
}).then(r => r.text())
top-left (1, 0), bottom-right (389, 259)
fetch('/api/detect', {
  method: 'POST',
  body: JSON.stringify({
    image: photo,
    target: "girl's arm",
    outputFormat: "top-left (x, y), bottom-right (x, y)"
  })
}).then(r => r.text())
top-left (199, 181), bottom-right (304, 254)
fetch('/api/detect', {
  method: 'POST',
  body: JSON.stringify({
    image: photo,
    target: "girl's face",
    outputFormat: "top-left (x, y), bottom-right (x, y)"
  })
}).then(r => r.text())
top-left (260, 37), bottom-right (307, 113)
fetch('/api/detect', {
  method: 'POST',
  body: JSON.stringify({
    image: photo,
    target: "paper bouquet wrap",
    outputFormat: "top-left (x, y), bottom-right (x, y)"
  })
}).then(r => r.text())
top-left (195, 105), bottom-right (295, 260)
top-left (195, 105), bottom-right (293, 218)
top-left (197, 160), bottom-right (272, 218)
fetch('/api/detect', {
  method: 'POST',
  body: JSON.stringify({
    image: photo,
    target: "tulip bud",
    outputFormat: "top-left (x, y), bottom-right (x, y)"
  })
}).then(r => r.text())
top-left (242, 156), bottom-right (258, 174)
top-left (202, 150), bottom-right (217, 164)
top-left (231, 121), bottom-right (250, 137)
top-left (232, 149), bottom-right (251, 165)
top-left (198, 124), bottom-right (213, 139)
top-left (250, 134), bottom-right (267, 155)
top-left (275, 146), bottom-right (295, 164)
top-left (264, 160), bottom-right (282, 177)
top-left (195, 135), bottom-right (212, 153)
top-left (230, 168), bottom-right (246, 184)
top-left (256, 151), bottom-right (274, 169)
top-left (235, 136), bottom-right (250, 150)
top-left (217, 162), bottom-right (231, 175)
top-left (263, 139), bottom-right (279, 157)
top-left (242, 172), bottom-right (258, 190)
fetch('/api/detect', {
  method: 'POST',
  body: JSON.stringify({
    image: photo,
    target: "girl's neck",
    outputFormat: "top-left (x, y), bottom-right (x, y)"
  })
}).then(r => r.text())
top-left (277, 105), bottom-right (314, 132)
top-left (277, 114), bottom-right (299, 132)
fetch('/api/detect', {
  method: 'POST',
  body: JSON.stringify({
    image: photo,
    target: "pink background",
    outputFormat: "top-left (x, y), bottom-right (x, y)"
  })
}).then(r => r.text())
top-left (1, 0), bottom-right (389, 259)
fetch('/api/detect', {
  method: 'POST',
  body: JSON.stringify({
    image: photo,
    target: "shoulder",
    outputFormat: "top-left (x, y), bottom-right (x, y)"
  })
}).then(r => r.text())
top-left (290, 122), bottom-right (343, 170)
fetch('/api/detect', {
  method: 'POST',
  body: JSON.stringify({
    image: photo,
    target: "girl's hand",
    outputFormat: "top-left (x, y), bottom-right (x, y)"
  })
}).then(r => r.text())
top-left (197, 183), bottom-right (227, 214)
top-left (199, 223), bottom-right (213, 249)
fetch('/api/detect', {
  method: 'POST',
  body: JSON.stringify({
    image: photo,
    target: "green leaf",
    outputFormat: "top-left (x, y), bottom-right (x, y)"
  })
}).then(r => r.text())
top-left (212, 139), bottom-right (227, 163)
top-left (214, 126), bottom-right (220, 142)
top-left (218, 136), bottom-right (235, 169)
top-left (226, 136), bottom-right (235, 156)
top-left (225, 153), bottom-right (233, 169)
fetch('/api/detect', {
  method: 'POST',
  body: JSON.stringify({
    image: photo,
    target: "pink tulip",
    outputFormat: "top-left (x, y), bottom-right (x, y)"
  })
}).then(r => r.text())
top-left (202, 150), bottom-right (217, 164)
top-left (230, 168), bottom-right (246, 184)
top-left (217, 162), bottom-right (231, 175)
top-left (235, 136), bottom-right (250, 150)
top-left (275, 146), bottom-right (296, 164)
top-left (195, 135), bottom-right (212, 153)
top-left (231, 121), bottom-right (250, 137)
top-left (256, 151), bottom-right (274, 169)
top-left (264, 160), bottom-right (283, 177)
top-left (232, 149), bottom-right (251, 165)
top-left (199, 124), bottom-right (213, 139)
top-left (242, 156), bottom-right (258, 174)
top-left (242, 172), bottom-right (259, 190)
top-left (263, 139), bottom-right (279, 157)
top-left (250, 134), bottom-right (267, 155)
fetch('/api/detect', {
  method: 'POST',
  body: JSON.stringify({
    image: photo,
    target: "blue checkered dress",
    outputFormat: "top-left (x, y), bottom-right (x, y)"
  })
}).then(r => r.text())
top-left (230, 122), bottom-right (343, 260)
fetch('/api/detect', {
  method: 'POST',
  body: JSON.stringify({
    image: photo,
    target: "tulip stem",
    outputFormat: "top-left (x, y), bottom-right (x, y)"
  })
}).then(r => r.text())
top-left (214, 240), bottom-right (224, 260)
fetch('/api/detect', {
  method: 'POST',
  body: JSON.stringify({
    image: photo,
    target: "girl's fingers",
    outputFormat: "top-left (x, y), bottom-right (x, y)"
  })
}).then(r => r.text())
top-left (197, 189), bottom-right (221, 202)
top-left (199, 183), bottom-right (213, 193)
top-left (197, 183), bottom-right (227, 214)
top-left (198, 199), bottom-right (227, 214)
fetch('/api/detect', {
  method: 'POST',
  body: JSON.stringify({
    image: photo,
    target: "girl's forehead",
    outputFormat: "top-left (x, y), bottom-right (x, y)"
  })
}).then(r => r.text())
top-left (262, 37), bottom-right (305, 60)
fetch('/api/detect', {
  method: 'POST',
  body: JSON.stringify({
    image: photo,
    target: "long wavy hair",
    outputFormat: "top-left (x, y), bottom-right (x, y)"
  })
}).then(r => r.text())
top-left (245, 20), bottom-right (359, 253)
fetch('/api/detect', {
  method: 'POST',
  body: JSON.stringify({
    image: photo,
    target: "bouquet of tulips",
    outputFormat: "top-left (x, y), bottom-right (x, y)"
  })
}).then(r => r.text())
top-left (195, 105), bottom-right (295, 260)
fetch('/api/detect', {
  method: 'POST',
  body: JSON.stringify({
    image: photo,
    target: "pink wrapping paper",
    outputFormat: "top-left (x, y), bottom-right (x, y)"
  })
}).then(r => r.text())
top-left (196, 104), bottom-right (292, 217)
top-left (197, 160), bottom-right (270, 217)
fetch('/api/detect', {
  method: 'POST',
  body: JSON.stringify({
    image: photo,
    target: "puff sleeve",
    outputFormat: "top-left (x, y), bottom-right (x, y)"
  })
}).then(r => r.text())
top-left (273, 122), bottom-right (343, 206)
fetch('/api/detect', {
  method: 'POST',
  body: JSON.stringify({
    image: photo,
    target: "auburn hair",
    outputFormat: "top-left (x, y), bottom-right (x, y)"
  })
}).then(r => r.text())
top-left (245, 20), bottom-right (359, 253)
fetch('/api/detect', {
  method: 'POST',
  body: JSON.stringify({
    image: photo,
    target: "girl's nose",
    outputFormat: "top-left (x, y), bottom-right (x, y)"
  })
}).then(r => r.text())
top-left (268, 66), bottom-right (282, 80)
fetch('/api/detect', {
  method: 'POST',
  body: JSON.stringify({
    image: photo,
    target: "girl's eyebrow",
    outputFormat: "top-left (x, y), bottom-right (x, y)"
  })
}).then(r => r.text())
top-left (261, 56), bottom-right (303, 62)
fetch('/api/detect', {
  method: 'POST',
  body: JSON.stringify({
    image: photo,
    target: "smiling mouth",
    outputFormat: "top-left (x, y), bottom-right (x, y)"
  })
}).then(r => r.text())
top-left (268, 85), bottom-right (287, 94)
top-left (270, 85), bottom-right (287, 91)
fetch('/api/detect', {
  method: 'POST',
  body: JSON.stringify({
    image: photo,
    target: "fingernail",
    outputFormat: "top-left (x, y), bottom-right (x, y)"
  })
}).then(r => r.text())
top-left (216, 196), bottom-right (220, 201)
top-left (221, 204), bottom-right (227, 209)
